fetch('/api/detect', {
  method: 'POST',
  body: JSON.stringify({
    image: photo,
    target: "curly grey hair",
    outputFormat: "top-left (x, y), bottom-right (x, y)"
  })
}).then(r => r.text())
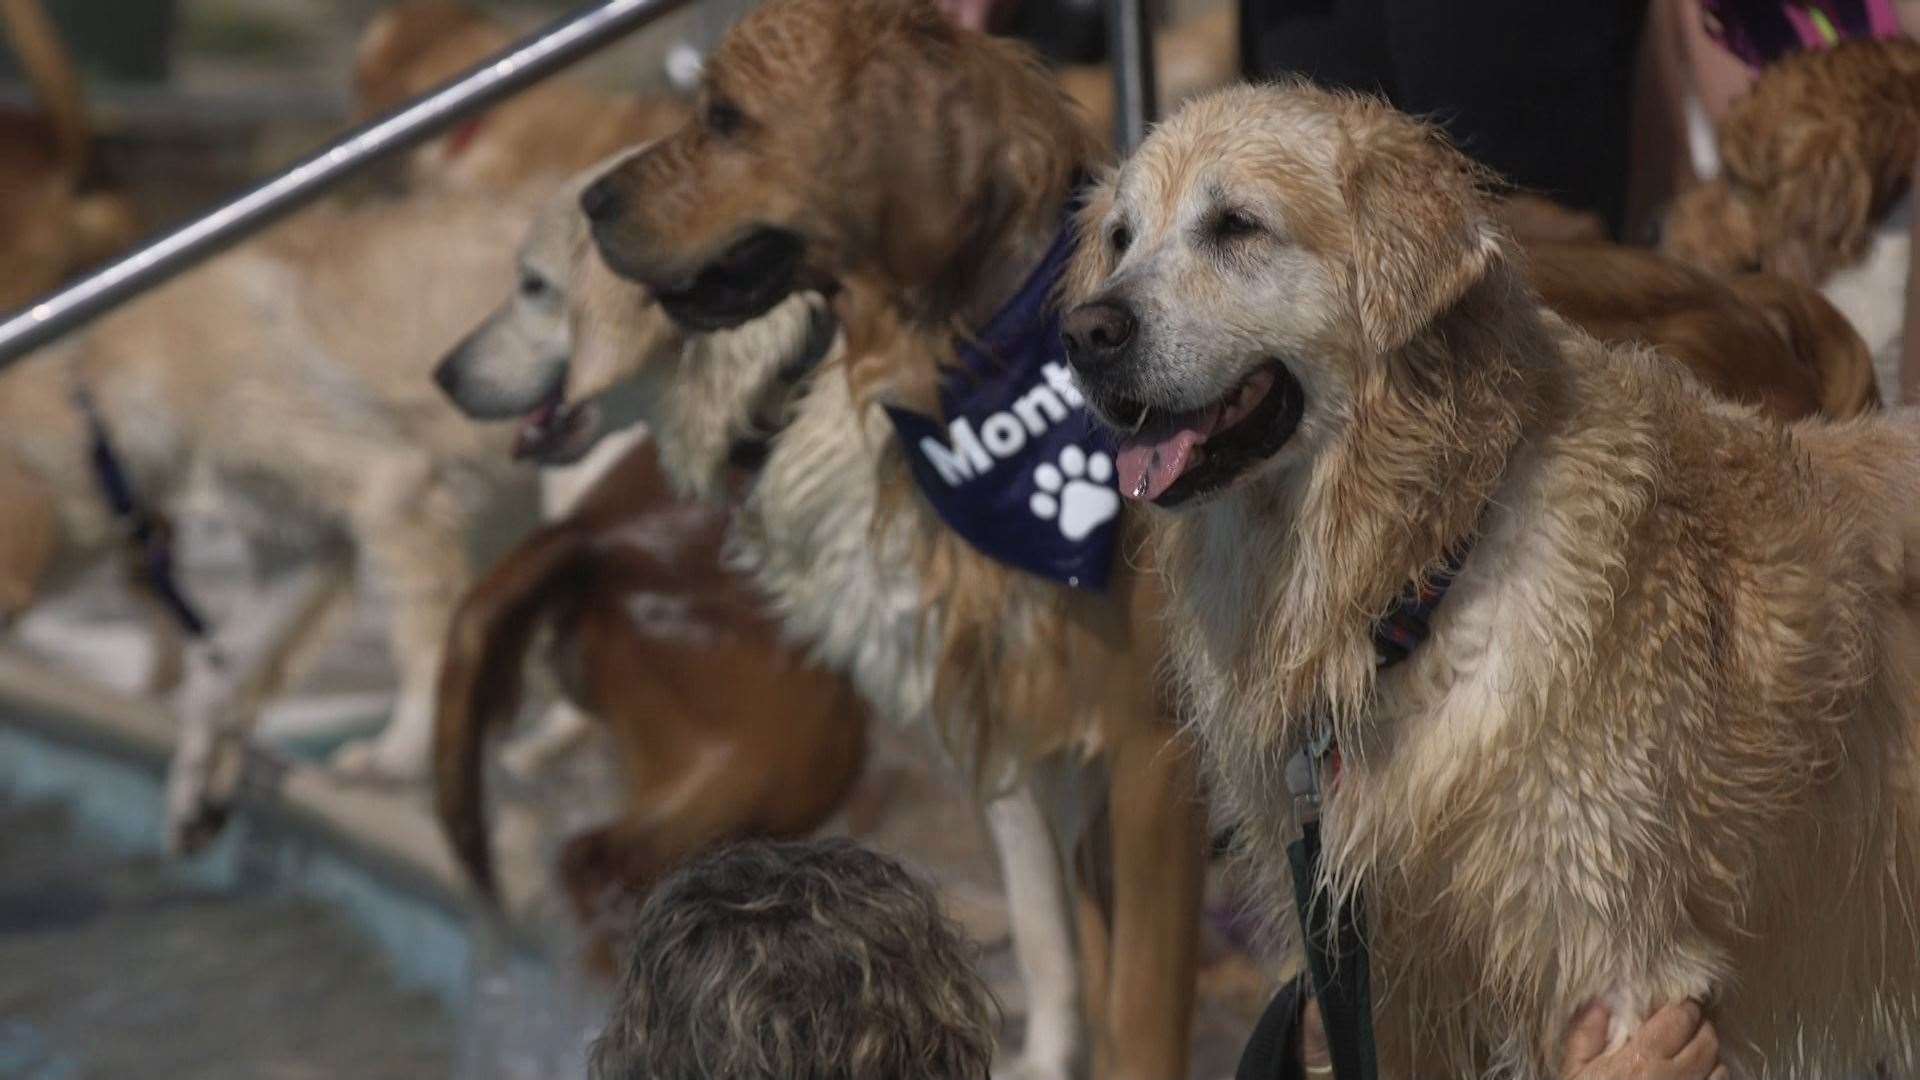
top-left (589, 838), bottom-right (998, 1079)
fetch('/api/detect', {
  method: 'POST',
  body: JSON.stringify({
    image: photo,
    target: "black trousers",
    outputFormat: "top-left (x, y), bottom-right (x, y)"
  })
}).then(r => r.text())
top-left (1239, 0), bottom-right (1650, 237)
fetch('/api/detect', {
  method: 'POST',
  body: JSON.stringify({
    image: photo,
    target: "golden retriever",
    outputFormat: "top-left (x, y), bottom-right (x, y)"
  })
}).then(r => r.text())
top-left (1662, 37), bottom-right (1920, 401)
top-left (1064, 82), bottom-right (1920, 1077)
top-left (567, 1), bottom-right (1206, 1075)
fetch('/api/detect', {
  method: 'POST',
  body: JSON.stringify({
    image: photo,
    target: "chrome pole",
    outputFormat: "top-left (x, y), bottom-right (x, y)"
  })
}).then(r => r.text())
top-left (0, 0), bottom-right (693, 368)
top-left (1107, 0), bottom-right (1156, 153)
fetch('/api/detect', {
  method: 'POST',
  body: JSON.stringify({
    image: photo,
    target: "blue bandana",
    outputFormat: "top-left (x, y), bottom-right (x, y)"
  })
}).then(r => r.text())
top-left (884, 202), bottom-right (1121, 591)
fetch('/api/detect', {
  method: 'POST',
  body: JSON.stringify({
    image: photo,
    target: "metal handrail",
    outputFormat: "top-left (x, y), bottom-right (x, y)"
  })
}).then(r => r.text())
top-left (0, 0), bottom-right (692, 369)
top-left (1107, 0), bottom-right (1156, 153)
top-left (0, 0), bottom-right (1156, 369)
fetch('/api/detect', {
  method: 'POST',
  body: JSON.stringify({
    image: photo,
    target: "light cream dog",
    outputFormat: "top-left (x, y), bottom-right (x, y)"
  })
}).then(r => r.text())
top-left (0, 192), bottom-right (533, 849)
top-left (1064, 82), bottom-right (1920, 1077)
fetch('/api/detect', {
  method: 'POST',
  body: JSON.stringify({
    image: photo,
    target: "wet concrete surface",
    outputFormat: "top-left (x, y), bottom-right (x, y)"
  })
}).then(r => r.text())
top-left (0, 796), bottom-right (452, 1080)
top-left (10, 523), bottom-right (1278, 1077)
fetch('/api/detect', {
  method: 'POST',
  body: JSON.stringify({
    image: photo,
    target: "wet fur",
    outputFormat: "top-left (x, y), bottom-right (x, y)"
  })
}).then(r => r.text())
top-left (1071, 84), bottom-right (1920, 1077)
top-left (578, 2), bottom-right (1207, 1075)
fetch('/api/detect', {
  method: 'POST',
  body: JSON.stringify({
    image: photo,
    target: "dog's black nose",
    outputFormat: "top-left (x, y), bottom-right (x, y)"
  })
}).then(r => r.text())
top-left (579, 176), bottom-right (625, 224)
top-left (1061, 301), bottom-right (1137, 372)
top-left (432, 353), bottom-right (464, 400)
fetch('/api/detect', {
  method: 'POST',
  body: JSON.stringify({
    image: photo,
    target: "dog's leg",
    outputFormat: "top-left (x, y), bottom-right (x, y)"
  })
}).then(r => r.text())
top-left (985, 782), bottom-right (1086, 1080)
top-left (137, 590), bottom-right (188, 695)
top-left (500, 699), bottom-right (595, 778)
top-left (331, 458), bottom-right (472, 780)
top-left (164, 552), bottom-right (353, 854)
top-left (1100, 724), bottom-right (1203, 1080)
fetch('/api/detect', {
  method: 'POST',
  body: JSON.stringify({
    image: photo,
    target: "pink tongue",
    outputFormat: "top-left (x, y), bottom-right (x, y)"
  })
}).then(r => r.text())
top-left (1115, 411), bottom-right (1217, 502)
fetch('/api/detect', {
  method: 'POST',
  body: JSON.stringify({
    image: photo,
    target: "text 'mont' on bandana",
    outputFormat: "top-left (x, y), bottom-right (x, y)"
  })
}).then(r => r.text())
top-left (884, 205), bottom-right (1121, 591)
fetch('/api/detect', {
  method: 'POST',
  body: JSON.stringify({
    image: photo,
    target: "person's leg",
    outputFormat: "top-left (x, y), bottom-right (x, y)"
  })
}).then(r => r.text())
top-left (1383, 0), bottom-right (1650, 237)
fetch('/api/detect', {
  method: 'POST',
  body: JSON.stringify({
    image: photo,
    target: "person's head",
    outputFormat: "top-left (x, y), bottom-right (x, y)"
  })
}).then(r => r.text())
top-left (589, 838), bottom-right (998, 1080)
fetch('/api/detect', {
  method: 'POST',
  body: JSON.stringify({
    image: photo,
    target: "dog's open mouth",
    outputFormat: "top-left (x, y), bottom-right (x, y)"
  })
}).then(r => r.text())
top-left (1112, 361), bottom-right (1305, 506)
top-left (652, 228), bottom-right (807, 332)
top-left (513, 387), bottom-right (599, 464)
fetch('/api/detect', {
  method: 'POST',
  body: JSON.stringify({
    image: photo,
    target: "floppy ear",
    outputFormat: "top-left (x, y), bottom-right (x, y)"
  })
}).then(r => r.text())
top-left (1341, 109), bottom-right (1505, 354)
top-left (839, 5), bottom-right (1089, 315)
top-left (1060, 171), bottom-right (1118, 306)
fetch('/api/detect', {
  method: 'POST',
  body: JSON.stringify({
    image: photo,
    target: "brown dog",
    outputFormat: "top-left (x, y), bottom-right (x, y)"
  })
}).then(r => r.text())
top-left (434, 432), bottom-right (866, 931)
top-left (575, 2), bottom-right (1203, 1075)
top-left (1528, 240), bottom-right (1879, 420)
top-left (1066, 81), bottom-right (1920, 1077)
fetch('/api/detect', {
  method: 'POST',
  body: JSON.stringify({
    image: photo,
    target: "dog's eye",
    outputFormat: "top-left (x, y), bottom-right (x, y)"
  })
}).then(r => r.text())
top-left (1211, 209), bottom-right (1262, 242)
top-left (1109, 225), bottom-right (1132, 256)
top-left (705, 97), bottom-right (745, 138)
top-left (519, 273), bottom-right (551, 300)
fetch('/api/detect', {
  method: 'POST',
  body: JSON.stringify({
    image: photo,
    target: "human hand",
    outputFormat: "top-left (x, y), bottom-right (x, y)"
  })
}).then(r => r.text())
top-left (1561, 1000), bottom-right (1726, 1080)
top-left (1297, 996), bottom-right (1724, 1079)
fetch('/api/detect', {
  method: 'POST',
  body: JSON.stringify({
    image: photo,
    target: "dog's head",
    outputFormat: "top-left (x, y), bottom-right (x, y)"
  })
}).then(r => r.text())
top-left (433, 162), bottom-right (640, 464)
top-left (1062, 84), bottom-right (1506, 507)
top-left (578, 0), bottom-right (1090, 331)
top-left (436, 156), bottom-right (837, 490)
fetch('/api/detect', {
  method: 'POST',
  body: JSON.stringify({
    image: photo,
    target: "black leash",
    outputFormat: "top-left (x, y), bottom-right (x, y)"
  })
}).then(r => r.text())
top-left (1273, 550), bottom-right (1469, 1080)
top-left (73, 385), bottom-right (210, 637)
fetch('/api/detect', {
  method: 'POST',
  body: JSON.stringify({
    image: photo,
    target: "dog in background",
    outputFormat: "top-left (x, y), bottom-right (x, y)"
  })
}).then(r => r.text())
top-left (432, 171), bottom-right (866, 944)
top-left (433, 430), bottom-right (867, 946)
top-left (1663, 37), bottom-right (1920, 401)
top-left (1525, 240), bottom-right (1879, 420)
top-left (1065, 82), bottom-right (1920, 1076)
top-left (0, 6), bottom-right (685, 853)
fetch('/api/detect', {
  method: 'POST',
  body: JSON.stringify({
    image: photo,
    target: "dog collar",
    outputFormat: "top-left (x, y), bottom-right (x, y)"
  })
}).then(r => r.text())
top-left (1291, 541), bottom-right (1470, 799)
top-left (883, 184), bottom-right (1121, 591)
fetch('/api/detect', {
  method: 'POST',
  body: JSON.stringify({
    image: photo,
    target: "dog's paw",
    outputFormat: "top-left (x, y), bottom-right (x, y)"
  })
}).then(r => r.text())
top-left (1029, 445), bottom-right (1119, 541)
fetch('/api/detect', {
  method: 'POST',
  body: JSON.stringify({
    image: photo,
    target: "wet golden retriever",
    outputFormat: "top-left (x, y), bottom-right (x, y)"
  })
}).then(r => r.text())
top-left (1064, 82), bottom-right (1920, 1077)
top-left (569, 1), bottom-right (1205, 1075)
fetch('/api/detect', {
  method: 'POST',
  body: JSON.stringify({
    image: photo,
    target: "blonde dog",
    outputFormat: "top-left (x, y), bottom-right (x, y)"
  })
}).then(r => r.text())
top-left (1065, 82), bottom-right (1920, 1077)
top-left (0, 6), bottom-right (681, 849)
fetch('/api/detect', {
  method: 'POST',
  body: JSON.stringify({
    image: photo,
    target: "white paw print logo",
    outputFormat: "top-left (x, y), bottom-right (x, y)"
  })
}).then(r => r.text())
top-left (1030, 444), bottom-right (1120, 541)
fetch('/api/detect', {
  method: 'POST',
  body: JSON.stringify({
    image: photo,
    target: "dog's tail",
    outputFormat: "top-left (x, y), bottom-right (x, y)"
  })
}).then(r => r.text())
top-left (434, 523), bottom-right (597, 902)
top-left (1729, 271), bottom-right (1883, 418)
top-left (2, 0), bottom-right (89, 177)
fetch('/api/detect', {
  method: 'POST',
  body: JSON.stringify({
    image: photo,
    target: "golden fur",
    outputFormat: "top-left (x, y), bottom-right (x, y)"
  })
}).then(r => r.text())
top-left (575, 1), bottom-right (1206, 1075)
top-left (1663, 37), bottom-right (1920, 284)
top-left (1068, 83), bottom-right (1920, 1077)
